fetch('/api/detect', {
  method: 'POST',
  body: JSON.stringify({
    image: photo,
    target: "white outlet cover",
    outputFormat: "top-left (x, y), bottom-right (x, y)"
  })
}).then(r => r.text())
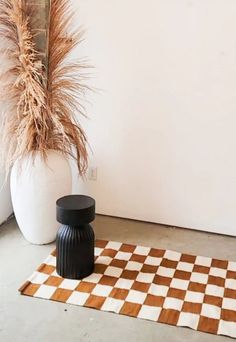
top-left (88, 167), bottom-right (97, 180)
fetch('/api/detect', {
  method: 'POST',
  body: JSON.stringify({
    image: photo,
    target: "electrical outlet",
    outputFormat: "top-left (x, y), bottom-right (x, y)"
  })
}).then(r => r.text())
top-left (88, 167), bottom-right (97, 181)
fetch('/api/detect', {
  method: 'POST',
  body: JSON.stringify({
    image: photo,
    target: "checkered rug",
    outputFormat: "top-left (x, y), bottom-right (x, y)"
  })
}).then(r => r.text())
top-left (19, 240), bottom-right (236, 338)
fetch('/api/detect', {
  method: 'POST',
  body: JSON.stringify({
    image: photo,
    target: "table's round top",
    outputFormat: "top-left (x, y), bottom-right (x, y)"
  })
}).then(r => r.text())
top-left (57, 195), bottom-right (95, 211)
top-left (56, 195), bottom-right (95, 225)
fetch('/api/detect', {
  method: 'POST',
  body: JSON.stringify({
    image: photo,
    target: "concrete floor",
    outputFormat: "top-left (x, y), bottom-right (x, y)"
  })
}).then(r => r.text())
top-left (0, 216), bottom-right (235, 342)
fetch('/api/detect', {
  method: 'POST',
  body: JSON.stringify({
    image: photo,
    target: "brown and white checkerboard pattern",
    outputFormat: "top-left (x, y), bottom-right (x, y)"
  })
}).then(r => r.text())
top-left (19, 240), bottom-right (236, 338)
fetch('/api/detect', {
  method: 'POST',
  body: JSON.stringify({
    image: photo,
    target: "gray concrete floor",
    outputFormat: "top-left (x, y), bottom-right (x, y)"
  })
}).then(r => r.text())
top-left (0, 215), bottom-right (235, 342)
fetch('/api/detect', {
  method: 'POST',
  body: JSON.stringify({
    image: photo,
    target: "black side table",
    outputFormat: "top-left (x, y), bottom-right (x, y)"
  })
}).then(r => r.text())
top-left (56, 195), bottom-right (95, 279)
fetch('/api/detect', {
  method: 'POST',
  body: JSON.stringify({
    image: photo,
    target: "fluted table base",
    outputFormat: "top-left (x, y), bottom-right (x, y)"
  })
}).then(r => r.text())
top-left (56, 224), bottom-right (95, 279)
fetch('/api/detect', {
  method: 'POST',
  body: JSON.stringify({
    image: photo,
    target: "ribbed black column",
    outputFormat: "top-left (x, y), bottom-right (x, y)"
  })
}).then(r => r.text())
top-left (56, 224), bottom-right (95, 279)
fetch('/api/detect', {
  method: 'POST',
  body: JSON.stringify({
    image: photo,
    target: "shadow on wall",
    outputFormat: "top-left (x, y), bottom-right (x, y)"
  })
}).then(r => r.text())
top-left (0, 173), bottom-right (12, 225)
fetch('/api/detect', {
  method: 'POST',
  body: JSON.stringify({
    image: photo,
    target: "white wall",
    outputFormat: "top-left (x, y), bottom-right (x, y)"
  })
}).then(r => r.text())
top-left (0, 174), bottom-right (12, 225)
top-left (0, 37), bottom-right (13, 224)
top-left (74, 0), bottom-right (236, 236)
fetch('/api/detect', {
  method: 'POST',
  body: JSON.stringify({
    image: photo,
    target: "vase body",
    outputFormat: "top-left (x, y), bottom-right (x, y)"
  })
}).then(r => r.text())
top-left (56, 224), bottom-right (95, 279)
top-left (10, 150), bottom-right (72, 244)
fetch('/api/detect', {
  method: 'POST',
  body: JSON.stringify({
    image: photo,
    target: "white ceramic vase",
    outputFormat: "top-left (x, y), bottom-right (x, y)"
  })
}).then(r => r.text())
top-left (10, 150), bottom-right (72, 244)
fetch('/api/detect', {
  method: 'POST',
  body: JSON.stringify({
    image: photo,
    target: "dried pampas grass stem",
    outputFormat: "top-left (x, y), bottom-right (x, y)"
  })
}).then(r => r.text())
top-left (0, 0), bottom-right (89, 176)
